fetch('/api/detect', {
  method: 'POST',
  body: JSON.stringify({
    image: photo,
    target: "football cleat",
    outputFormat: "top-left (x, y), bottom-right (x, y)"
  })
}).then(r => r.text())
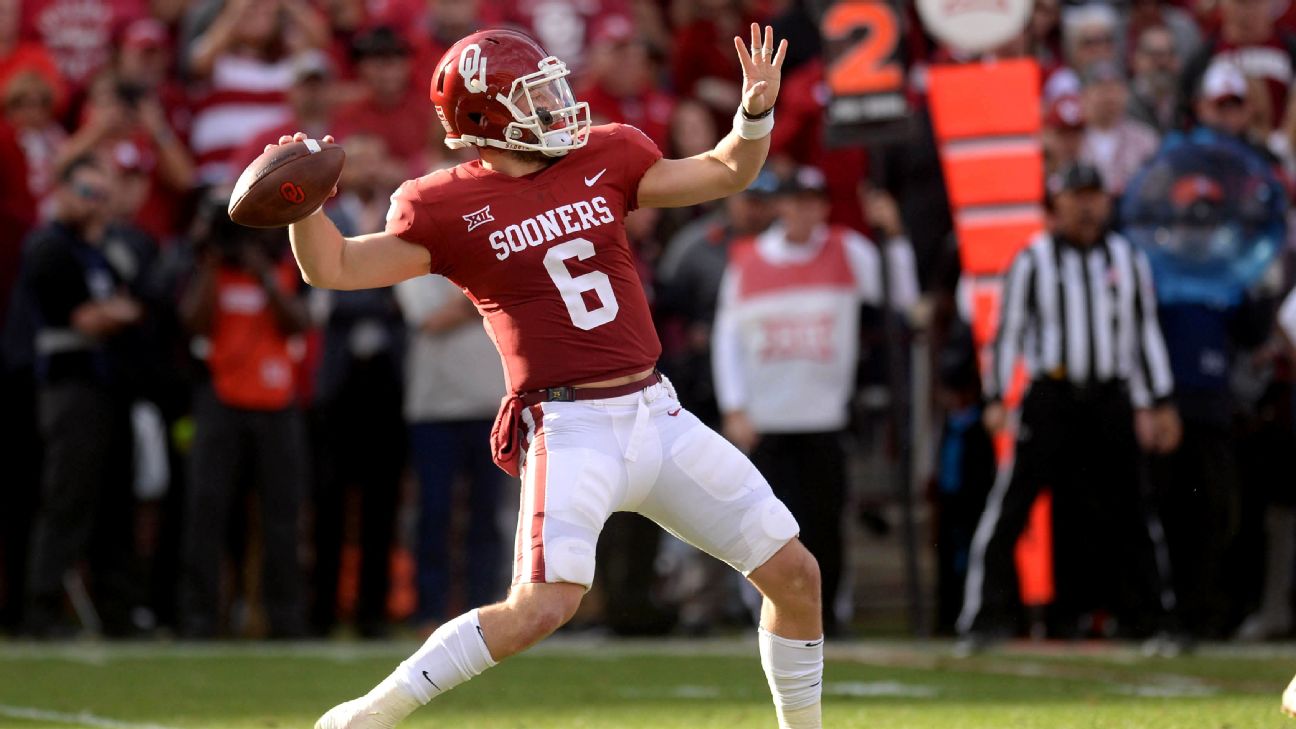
top-left (314, 697), bottom-right (402, 729)
top-left (315, 676), bottom-right (421, 729)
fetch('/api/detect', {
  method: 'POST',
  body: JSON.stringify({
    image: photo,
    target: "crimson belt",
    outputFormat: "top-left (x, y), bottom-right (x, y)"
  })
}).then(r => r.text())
top-left (518, 371), bottom-right (661, 407)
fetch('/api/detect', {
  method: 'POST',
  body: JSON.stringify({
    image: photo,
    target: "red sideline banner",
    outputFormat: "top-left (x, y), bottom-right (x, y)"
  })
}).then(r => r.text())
top-left (929, 58), bottom-right (1054, 609)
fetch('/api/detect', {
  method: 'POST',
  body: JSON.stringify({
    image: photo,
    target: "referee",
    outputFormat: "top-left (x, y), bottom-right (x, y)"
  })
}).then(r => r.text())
top-left (957, 164), bottom-right (1181, 644)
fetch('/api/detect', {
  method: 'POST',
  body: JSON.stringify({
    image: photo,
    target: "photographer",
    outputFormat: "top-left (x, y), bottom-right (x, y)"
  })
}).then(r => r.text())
top-left (176, 192), bottom-right (310, 639)
top-left (19, 156), bottom-right (146, 638)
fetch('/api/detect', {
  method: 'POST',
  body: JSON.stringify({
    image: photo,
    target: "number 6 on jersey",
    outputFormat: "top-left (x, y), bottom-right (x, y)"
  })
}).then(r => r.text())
top-left (543, 238), bottom-right (619, 330)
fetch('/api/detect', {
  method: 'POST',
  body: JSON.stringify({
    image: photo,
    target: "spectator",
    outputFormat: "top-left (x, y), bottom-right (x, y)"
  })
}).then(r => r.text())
top-left (1044, 3), bottom-right (1121, 104)
top-left (20, 156), bottom-right (146, 638)
top-left (1027, 0), bottom-right (1063, 69)
top-left (767, 54), bottom-right (869, 234)
top-left (580, 16), bottom-right (675, 152)
top-left (712, 166), bottom-right (919, 635)
top-left (1145, 179), bottom-right (1273, 640)
top-left (958, 164), bottom-right (1179, 647)
top-left (232, 51), bottom-right (339, 173)
top-left (656, 168), bottom-right (778, 427)
top-left (1196, 61), bottom-right (1253, 141)
top-left (500, 0), bottom-right (629, 76)
top-left (1079, 60), bottom-right (1160, 195)
top-left (0, 105), bottom-right (37, 309)
top-left (668, 98), bottom-right (719, 159)
top-left (1125, 0), bottom-right (1202, 66)
top-left (329, 132), bottom-right (405, 234)
top-left (407, 0), bottom-right (488, 100)
top-left (3, 70), bottom-right (67, 214)
top-left (177, 193), bottom-right (310, 639)
top-left (116, 18), bottom-right (193, 149)
top-left (1044, 93), bottom-right (1087, 173)
top-left (56, 71), bottom-right (195, 244)
top-left (1127, 26), bottom-right (1182, 133)
top-left (670, 0), bottom-right (747, 124)
top-left (307, 140), bottom-right (408, 638)
top-left (334, 26), bottom-right (432, 178)
top-left (19, 0), bottom-right (145, 91)
top-left (865, 108), bottom-right (954, 290)
top-left (394, 274), bottom-right (508, 631)
top-left (185, 0), bottom-right (328, 182)
top-left (1180, 0), bottom-right (1296, 133)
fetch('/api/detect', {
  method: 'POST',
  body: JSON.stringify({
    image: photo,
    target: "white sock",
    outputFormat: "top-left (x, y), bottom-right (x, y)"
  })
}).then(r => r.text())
top-left (392, 609), bottom-right (498, 706)
top-left (759, 628), bottom-right (824, 729)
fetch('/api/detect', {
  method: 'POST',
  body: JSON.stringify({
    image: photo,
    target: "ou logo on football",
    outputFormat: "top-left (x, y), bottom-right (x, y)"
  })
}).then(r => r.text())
top-left (459, 43), bottom-right (488, 93)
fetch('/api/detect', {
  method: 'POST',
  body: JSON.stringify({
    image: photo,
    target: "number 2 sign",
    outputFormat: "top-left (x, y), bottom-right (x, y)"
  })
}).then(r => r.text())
top-left (822, 0), bottom-right (913, 147)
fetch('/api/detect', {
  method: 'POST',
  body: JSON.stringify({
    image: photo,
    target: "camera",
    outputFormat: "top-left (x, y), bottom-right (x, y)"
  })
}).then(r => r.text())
top-left (115, 81), bottom-right (148, 109)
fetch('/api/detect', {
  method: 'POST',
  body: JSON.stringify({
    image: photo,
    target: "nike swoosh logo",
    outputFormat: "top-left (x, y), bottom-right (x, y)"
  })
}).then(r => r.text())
top-left (584, 168), bottom-right (607, 187)
top-left (422, 671), bottom-right (440, 690)
top-left (476, 625), bottom-right (488, 645)
top-left (805, 639), bottom-right (824, 647)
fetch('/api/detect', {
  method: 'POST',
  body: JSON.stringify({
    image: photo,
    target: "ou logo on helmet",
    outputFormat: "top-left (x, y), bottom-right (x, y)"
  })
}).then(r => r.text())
top-left (459, 43), bottom-right (488, 93)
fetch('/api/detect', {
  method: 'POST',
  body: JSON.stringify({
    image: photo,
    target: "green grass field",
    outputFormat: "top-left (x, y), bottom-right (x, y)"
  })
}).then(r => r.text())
top-left (0, 638), bottom-right (1293, 728)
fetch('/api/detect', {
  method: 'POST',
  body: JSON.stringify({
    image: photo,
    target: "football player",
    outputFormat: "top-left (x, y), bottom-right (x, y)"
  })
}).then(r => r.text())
top-left (278, 24), bottom-right (823, 729)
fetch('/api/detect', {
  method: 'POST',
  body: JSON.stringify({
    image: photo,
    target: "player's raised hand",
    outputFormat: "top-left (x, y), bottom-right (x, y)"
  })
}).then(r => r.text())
top-left (733, 23), bottom-right (788, 117)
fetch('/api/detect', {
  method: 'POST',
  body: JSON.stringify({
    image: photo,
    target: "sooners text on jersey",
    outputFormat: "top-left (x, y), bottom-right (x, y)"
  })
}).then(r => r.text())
top-left (386, 123), bottom-right (663, 393)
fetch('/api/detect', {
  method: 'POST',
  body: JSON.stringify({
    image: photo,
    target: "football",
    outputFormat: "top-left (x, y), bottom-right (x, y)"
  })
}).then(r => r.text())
top-left (228, 138), bottom-right (345, 228)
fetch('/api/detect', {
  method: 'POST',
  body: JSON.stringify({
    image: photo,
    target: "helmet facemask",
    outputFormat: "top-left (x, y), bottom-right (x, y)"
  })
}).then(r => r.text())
top-left (491, 56), bottom-right (591, 157)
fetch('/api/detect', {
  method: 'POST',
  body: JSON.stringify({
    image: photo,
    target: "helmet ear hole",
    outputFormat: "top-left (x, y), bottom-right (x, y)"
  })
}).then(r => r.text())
top-left (468, 112), bottom-right (486, 127)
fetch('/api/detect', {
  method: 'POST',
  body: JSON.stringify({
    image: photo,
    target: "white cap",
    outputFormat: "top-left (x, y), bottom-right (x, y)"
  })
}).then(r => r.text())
top-left (1200, 61), bottom-right (1247, 102)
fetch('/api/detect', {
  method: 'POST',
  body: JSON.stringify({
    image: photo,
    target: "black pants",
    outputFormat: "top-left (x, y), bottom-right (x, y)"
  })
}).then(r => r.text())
top-left (933, 419), bottom-right (997, 634)
top-left (25, 380), bottom-right (137, 634)
top-left (751, 431), bottom-right (846, 634)
top-left (310, 359), bottom-right (404, 635)
top-left (958, 380), bottom-right (1167, 637)
top-left (1149, 419), bottom-right (1239, 638)
top-left (179, 386), bottom-right (307, 638)
top-left (1, 367), bottom-right (41, 632)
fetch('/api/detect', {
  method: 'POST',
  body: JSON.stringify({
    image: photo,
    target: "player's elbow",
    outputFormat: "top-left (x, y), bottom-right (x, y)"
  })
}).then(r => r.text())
top-left (296, 263), bottom-right (337, 290)
top-left (724, 167), bottom-right (758, 198)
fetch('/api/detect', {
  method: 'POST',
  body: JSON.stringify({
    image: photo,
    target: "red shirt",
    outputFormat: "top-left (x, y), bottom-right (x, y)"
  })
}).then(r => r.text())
top-left (209, 260), bottom-right (302, 410)
top-left (385, 123), bottom-right (663, 393)
top-left (20, 0), bottom-right (146, 89)
top-left (0, 120), bottom-right (35, 325)
top-left (670, 18), bottom-right (745, 100)
top-left (579, 82), bottom-right (675, 152)
top-left (334, 89), bottom-right (433, 175)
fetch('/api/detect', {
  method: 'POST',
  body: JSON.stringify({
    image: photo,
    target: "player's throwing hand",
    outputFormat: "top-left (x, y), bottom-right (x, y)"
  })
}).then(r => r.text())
top-left (733, 23), bottom-right (788, 117)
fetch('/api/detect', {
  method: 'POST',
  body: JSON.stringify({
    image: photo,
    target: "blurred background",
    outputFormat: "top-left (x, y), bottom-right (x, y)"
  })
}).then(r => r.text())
top-left (3, 0), bottom-right (1296, 651)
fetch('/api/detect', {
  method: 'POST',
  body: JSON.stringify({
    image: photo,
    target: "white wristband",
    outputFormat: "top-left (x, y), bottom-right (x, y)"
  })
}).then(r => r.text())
top-left (734, 108), bottom-right (774, 140)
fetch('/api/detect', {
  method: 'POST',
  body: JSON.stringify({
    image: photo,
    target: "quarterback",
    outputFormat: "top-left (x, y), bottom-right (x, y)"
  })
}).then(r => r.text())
top-left (279, 24), bottom-right (823, 729)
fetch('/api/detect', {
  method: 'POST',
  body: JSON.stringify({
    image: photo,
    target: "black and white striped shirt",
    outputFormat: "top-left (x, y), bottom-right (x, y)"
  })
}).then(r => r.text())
top-left (987, 231), bottom-right (1174, 408)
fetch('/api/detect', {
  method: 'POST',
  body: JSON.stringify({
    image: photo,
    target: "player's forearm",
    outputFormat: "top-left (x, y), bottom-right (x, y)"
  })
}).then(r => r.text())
top-left (288, 210), bottom-right (349, 289)
top-left (701, 130), bottom-right (771, 196)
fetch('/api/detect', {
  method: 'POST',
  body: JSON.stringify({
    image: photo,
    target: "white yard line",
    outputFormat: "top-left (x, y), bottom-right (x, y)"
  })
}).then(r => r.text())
top-left (0, 703), bottom-right (179, 729)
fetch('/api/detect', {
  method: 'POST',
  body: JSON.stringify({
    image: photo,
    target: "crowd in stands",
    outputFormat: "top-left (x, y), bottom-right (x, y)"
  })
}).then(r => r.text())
top-left (2, 0), bottom-right (1296, 644)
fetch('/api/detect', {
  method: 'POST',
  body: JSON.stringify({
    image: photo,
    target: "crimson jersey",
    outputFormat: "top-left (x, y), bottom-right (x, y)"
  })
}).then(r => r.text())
top-left (386, 123), bottom-right (663, 394)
